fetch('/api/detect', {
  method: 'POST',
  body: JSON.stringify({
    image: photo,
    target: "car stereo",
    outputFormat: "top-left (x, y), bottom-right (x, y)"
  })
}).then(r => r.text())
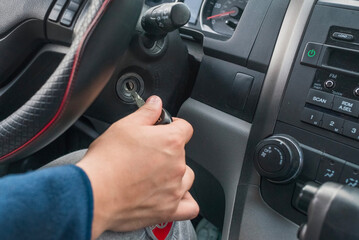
top-left (257, 2), bottom-right (359, 226)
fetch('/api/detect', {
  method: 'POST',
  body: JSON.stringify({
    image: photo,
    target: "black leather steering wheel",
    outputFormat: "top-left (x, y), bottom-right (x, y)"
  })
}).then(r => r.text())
top-left (0, 0), bottom-right (143, 163)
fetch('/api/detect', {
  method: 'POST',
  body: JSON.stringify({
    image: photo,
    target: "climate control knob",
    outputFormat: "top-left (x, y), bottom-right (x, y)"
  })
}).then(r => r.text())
top-left (254, 135), bottom-right (303, 183)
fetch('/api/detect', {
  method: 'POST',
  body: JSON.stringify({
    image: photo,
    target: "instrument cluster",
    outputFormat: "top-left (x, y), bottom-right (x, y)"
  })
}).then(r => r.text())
top-left (145, 0), bottom-right (249, 39)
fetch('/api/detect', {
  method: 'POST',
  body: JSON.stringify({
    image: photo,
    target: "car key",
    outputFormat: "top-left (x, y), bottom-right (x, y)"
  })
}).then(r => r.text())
top-left (130, 91), bottom-right (173, 125)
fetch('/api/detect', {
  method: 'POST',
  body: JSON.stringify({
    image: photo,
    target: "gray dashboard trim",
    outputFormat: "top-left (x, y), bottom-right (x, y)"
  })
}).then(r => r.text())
top-left (318, 0), bottom-right (359, 10)
top-left (178, 98), bottom-right (251, 240)
top-left (230, 0), bottom-right (317, 239)
top-left (248, 0), bottom-right (317, 145)
top-left (238, 185), bottom-right (298, 240)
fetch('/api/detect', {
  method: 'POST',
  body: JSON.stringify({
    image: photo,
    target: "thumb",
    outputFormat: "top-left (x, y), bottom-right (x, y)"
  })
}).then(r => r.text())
top-left (125, 95), bottom-right (163, 125)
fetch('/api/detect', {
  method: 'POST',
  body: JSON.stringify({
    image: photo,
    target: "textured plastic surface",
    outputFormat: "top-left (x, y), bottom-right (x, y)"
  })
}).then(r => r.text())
top-left (0, 45), bottom-right (66, 121)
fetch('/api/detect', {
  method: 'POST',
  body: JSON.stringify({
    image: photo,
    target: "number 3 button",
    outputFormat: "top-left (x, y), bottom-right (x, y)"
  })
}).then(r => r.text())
top-left (343, 121), bottom-right (359, 140)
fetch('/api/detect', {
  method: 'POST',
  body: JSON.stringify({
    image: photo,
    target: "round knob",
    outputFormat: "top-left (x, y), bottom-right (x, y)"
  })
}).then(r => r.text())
top-left (254, 135), bottom-right (303, 183)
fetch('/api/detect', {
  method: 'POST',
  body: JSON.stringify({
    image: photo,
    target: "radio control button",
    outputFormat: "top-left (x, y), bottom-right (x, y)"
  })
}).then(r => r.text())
top-left (354, 87), bottom-right (359, 97)
top-left (322, 114), bottom-right (344, 133)
top-left (306, 89), bottom-right (334, 109)
top-left (332, 96), bottom-right (359, 117)
top-left (343, 121), bottom-right (359, 140)
top-left (324, 80), bottom-right (335, 89)
top-left (301, 108), bottom-right (323, 126)
top-left (301, 43), bottom-right (323, 67)
top-left (332, 32), bottom-right (354, 42)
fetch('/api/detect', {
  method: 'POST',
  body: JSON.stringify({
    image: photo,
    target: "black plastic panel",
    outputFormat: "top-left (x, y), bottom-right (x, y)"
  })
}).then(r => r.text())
top-left (85, 31), bottom-right (192, 123)
top-left (0, 47), bottom-right (65, 121)
top-left (247, 0), bottom-right (290, 73)
top-left (191, 56), bottom-right (265, 122)
top-left (187, 158), bottom-right (225, 229)
top-left (0, 0), bottom-right (54, 37)
top-left (0, 20), bottom-right (46, 87)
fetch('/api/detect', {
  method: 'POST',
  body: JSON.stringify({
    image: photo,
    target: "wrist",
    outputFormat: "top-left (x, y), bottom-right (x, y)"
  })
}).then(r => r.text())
top-left (77, 159), bottom-right (112, 239)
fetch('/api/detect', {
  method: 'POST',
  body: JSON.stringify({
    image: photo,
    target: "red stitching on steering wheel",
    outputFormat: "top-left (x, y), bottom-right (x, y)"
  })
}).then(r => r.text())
top-left (0, 0), bottom-right (112, 161)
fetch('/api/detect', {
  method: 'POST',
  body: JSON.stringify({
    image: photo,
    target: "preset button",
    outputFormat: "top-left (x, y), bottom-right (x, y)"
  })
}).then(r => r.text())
top-left (322, 114), bottom-right (344, 133)
top-left (301, 108), bottom-right (323, 126)
top-left (343, 121), bottom-right (359, 140)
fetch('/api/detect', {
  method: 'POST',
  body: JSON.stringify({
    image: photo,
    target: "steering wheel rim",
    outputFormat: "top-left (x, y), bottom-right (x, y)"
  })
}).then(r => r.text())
top-left (0, 0), bottom-right (143, 163)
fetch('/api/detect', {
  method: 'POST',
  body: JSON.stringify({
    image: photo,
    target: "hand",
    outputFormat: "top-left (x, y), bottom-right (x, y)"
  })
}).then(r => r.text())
top-left (77, 96), bottom-right (199, 239)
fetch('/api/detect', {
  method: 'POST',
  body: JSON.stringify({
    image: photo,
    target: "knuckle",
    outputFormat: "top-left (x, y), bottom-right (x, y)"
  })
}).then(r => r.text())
top-left (178, 119), bottom-right (194, 135)
top-left (167, 133), bottom-right (184, 149)
top-left (176, 164), bottom-right (187, 177)
top-left (173, 189), bottom-right (183, 200)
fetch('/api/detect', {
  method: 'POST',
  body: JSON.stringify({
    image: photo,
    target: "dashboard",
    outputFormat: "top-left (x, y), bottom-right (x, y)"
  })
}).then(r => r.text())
top-left (145, 0), bottom-right (248, 39)
top-left (4, 0), bottom-right (359, 239)
top-left (47, 0), bottom-right (359, 239)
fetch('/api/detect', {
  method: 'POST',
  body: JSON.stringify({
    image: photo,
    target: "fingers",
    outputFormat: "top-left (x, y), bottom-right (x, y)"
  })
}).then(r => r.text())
top-left (162, 118), bottom-right (194, 144)
top-left (170, 167), bottom-right (197, 222)
top-left (181, 166), bottom-right (195, 194)
top-left (124, 96), bottom-right (163, 125)
top-left (171, 192), bottom-right (200, 221)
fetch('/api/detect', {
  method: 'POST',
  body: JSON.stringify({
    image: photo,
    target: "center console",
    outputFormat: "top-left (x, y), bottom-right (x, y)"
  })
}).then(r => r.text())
top-left (257, 0), bottom-right (359, 224)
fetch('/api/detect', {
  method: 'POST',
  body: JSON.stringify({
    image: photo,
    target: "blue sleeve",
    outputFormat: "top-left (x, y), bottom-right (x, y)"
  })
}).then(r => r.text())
top-left (0, 165), bottom-right (94, 240)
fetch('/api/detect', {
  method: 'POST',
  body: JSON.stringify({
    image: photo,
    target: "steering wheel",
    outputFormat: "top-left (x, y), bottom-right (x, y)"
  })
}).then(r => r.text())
top-left (0, 0), bottom-right (143, 163)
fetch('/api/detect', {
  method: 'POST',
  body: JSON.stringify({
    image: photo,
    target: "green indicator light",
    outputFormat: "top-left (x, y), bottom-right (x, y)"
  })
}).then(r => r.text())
top-left (307, 49), bottom-right (316, 58)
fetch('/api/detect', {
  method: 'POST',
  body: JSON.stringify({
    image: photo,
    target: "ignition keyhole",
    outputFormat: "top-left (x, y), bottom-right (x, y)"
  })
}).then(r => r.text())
top-left (125, 81), bottom-right (135, 92)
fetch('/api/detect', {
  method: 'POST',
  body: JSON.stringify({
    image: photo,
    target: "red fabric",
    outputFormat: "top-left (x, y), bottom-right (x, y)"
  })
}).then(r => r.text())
top-left (151, 222), bottom-right (173, 240)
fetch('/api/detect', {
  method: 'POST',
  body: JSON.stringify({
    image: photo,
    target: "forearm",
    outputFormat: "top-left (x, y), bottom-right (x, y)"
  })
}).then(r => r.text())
top-left (0, 165), bottom-right (93, 240)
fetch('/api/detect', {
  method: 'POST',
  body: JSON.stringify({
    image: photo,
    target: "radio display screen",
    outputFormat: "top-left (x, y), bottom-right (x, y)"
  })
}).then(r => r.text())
top-left (327, 48), bottom-right (359, 74)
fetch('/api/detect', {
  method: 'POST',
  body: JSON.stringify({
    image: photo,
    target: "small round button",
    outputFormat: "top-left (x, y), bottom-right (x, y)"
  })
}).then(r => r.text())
top-left (258, 145), bottom-right (286, 173)
top-left (324, 80), bottom-right (335, 89)
top-left (354, 87), bottom-right (359, 97)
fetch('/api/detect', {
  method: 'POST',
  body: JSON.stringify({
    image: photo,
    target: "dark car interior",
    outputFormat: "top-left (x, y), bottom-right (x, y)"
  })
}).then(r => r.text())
top-left (2, 0), bottom-right (359, 239)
